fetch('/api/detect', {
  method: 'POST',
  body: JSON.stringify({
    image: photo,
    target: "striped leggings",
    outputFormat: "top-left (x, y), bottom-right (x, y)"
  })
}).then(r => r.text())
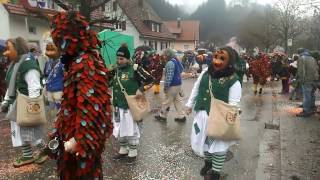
top-left (21, 140), bottom-right (46, 158)
top-left (204, 151), bottom-right (227, 172)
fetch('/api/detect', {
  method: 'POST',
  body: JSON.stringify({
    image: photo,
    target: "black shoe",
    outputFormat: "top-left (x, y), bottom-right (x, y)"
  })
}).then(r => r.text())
top-left (174, 117), bottom-right (186, 122)
top-left (204, 170), bottom-right (220, 180)
top-left (126, 156), bottom-right (137, 165)
top-left (200, 160), bottom-right (212, 176)
top-left (296, 111), bottom-right (314, 117)
top-left (259, 88), bottom-right (263, 94)
top-left (155, 115), bottom-right (167, 122)
top-left (113, 153), bottom-right (127, 160)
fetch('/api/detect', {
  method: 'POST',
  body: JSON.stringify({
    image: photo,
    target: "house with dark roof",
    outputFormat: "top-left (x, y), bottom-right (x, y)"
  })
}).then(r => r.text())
top-left (0, 0), bottom-right (61, 51)
top-left (164, 20), bottom-right (200, 51)
top-left (0, 0), bottom-right (114, 52)
top-left (105, 0), bottom-right (175, 51)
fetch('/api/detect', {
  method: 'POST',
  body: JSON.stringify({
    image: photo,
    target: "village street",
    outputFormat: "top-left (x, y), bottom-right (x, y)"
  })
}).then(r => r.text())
top-left (0, 79), bottom-right (319, 180)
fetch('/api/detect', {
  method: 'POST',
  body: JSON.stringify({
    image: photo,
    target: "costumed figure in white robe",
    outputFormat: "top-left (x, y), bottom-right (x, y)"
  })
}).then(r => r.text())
top-left (186, 46), bottom-right (242, 180)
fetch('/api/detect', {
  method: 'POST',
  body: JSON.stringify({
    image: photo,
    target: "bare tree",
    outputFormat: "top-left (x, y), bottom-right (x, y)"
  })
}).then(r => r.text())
top-left (273, 0), bottom-right (306, 53)
top-left (52, 0), bottom-right (122, 25)
top-left (310, 13), bottom-right (320, 49)
top-left (237, 4), bottom-right (278, 52)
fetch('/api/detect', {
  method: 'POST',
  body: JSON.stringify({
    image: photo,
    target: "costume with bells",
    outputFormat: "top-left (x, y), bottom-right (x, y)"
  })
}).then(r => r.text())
top-left (111, 44), bottom-right (153, 164)
top-left (132, 48), bottom-right (163, 94)
top-left (186, 47), bottom-right (242, 180)
top-left (49, 12), bottom-right (112, 179)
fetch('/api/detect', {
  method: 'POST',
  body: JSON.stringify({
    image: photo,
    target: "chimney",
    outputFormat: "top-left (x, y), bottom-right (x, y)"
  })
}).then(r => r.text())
top-left (138, 0), bottom-right (143, 7)
top-left (177, 17), bottom-right (181, 28)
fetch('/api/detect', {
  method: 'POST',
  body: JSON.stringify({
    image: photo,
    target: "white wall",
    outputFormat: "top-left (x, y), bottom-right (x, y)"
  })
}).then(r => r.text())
top-left (173, 41), bottom-right (196, 51)
top-left (0, 5), bottom-right (10, 40)
top-left (104, 1), bottom-right (141, 48)
top-left (9, 15), bottom-right (50, 52)
top-left (120, 17), bottom-right (141, 48)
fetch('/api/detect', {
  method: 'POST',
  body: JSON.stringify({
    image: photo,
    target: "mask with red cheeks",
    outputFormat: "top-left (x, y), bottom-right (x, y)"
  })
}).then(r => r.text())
top-left (3, 41), bottom-right (18, 62)
top-left (212, 50), bottom-right (230, 71)
top-left (45, 43), bottom-right (60, 60)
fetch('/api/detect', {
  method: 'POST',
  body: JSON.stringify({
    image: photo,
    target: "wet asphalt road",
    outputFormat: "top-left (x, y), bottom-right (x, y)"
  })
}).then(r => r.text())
top-left (0, 78), bottom-right (281, 180)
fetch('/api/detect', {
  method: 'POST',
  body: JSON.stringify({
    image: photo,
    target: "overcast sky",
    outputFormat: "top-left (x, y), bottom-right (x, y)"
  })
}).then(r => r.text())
top-left (165, 0), bottom-right (277, 13)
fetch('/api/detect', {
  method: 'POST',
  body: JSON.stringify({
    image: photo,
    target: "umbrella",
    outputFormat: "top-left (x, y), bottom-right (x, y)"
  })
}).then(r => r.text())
top-left (98, 30), bottom-right (134, 67)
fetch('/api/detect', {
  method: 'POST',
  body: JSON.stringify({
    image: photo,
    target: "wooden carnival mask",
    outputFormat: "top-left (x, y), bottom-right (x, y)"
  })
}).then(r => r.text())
top-left (212, 50), bottom-right (230, 71)
top-left (3, 41), bottom-right (18, 62)
top-left (45, 43), bottom-right (60, 60)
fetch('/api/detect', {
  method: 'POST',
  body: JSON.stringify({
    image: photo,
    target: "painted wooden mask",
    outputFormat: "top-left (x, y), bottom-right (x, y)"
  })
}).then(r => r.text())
top-left (3, 41), bottom-right (18, 62)
top-left (212, 50), bottom-right (230, 71)
top-left (45, 43), bottom-right (60, 60)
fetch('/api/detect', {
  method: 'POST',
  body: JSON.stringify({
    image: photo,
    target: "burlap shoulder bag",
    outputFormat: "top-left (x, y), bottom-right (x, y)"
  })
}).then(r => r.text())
top-left (116, 71), bottom-right (150, 122)
top-left (206, 76), bottom-right (241, 140)
top-left (16, 91), bottom-right (47, 127)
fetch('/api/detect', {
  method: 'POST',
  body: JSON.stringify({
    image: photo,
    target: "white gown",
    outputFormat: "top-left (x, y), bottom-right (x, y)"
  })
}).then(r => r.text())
top-left (186, 70), bottom-right (242, 156)
top-left (112, 108), bottom-right (140, 140)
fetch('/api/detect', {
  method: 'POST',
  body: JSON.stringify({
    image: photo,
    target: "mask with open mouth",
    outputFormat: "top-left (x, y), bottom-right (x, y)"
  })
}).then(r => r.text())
top-left (209, 46), bottom-right (237, 78)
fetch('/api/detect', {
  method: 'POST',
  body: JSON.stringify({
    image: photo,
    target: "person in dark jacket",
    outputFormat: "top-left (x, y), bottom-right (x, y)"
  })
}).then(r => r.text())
top-left (296, 49), bottom-right (319, 117)
top-left (278, 57), bottom-right (290, 94)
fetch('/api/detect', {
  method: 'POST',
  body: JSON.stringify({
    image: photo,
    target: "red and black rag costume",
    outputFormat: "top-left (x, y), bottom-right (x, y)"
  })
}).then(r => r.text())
top-left (249, 53), bottom-right (271, 94)
top-left (49, 11), bottom-right (112, 179)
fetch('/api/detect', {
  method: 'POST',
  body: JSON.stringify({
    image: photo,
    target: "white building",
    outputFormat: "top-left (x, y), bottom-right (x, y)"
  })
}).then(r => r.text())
top-left (104, 0), bottom-right (175, 51)
top-left (0, 0), bottom-right (58, 52)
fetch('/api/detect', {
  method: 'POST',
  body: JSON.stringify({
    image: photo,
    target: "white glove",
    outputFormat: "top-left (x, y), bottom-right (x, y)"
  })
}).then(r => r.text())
top-left (133, 64), bottom-right (139, 71)
top-left (64, 137), bottom-right (77, 153)
top-left (0, 101), bottom-right (9, 113)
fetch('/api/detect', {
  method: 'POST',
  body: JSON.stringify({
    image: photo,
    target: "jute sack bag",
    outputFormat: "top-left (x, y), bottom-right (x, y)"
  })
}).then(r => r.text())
top-left (207, 76), bottom-right (241, 140)
top-left (16, 91), bottom-right (47, 126)
top-left (117, 72), bottom-right (150, 122)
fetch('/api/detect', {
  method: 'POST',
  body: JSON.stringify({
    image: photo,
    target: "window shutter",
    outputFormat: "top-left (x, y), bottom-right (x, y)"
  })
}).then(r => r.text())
top-left (122, 21), bottom-right (126, 30)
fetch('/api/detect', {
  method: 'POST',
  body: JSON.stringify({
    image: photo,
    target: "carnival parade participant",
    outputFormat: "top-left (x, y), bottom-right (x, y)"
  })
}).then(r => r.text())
top-left (155, 49), bottom-right (186, 122)
top-left (43, 42), bottom-right (64, 120)
top-left (1, 37), bottom-right (48, 167)
top-left (186, 46), bottom-right (242, 180)
top-left (132, 47), bottom-right (163, 94)
top-left (49, 11), bottom-right (112, 179)
top-left (249, 53), bottom-right (271, 95)
top-left (150, 53), bottom-right (165, 94)
top-left (111, 44), bottom-right (154, 164)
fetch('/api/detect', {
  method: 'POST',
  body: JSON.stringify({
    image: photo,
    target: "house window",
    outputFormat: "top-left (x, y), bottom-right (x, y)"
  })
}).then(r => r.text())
top-left (105, 2), bottom-right (112, 12)
top-left (151, 23), bottom-right (155, 32)
top-left (184, 45), bottom-right (190, 50)
top-left (161, 42), bottom-right (166, 50)
top-left (166, 42), bottom-right (168, 49)
top-left (144, 40), bottom-right (147, 45)
top-left (149, 41), bottom-right (154, 49)
top-left (28, 26), bottom-right (37, 34)
top-left (156, 24), bottom-right (160, 32)
top-left (154, 41), bottom-right (158, 50)
top-left (121, 21), bottom-right (126, 30)
top-left (113, 1), bottom-right (117, 11)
